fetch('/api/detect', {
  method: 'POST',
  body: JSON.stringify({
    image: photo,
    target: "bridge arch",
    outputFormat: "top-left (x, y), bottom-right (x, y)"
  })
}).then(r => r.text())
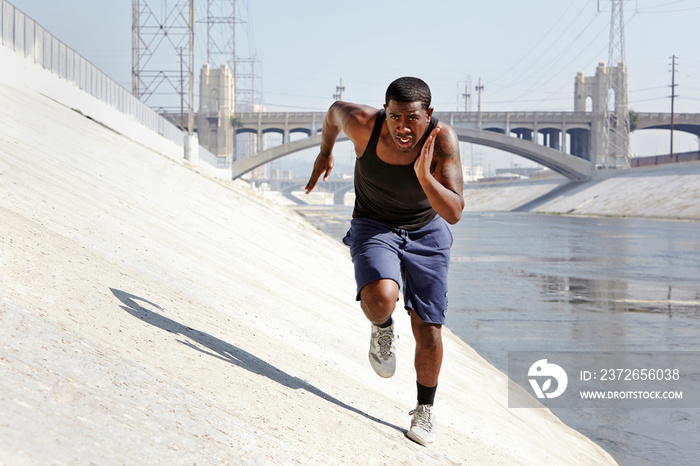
top-left (635, 124), bottom-right (700, 137)
top-left (289, 127), bottom-right (312, 137)
top-left (232, 127), bottom-right (593, 181)
top-left (231, 129), bottom-right (593, 181)
top-left (232, 134), bottom-right (349, 179)
top-left (452, 127), bottom-right (592, 180)
top-left (237, 127), bottom-right (257, 135)
top-left (280, 183), bottom-right (308, 204)
top-left (333, 184), bottom-right (354, 205)
top-left (483, 127), bottom-right (506, 134)
top-left (232, 110), bottom-right (700, 170)
top-left (262, 128), bottom-right (284, 137)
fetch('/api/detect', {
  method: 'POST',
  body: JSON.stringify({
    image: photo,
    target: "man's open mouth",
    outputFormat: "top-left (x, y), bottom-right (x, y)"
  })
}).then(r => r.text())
top-left (397, 135), bottom-right (412, 147)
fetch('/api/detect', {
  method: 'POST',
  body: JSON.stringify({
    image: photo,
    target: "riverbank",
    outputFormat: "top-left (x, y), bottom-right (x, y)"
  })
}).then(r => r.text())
top-left (463, 162), bottom-right (700, 220)
top-left (0, 50), bottom-right (618, 463)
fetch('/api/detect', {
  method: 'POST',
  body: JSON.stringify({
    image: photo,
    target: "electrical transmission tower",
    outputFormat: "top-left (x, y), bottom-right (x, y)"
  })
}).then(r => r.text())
top-left (132, 0), bottom-right (194, 133)
top-left (203, 0), bottom-right (236, 70)
top-left (236, 56), bottom-right (261, 111)
top-left (602, 0), bottom-right (630, 168)
top-left (202, 0), bottom-right (260, 111)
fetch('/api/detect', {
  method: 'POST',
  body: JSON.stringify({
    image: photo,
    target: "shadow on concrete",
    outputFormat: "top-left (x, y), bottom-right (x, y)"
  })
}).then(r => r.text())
top-left (110, 288), bottom-right (404, 433)
top-left (511, 180), bottom-right (589, 212)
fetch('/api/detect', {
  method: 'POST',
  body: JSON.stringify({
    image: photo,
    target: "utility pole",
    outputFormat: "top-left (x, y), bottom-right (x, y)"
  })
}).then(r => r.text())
top-left (333, 78), bottom-right (345, 101)
top-left (463, 77), bottom-right (474, 181)
top-left (475, 77), bottom-right (484, 129)
top-left (188, 0), bottom-right (194, 135)
top-left (462, 77), bottom-right (471, 112)
top-left (179, 46), bottom-right (184, 131)
top-left (669, 55), bottom-right (678, 159)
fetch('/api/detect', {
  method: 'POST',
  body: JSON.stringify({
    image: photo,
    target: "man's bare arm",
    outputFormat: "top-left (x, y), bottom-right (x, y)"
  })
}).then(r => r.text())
top-left (305, 101), bottom-right (375, 194)
top-left (414, 124), bottom-right (465, 224)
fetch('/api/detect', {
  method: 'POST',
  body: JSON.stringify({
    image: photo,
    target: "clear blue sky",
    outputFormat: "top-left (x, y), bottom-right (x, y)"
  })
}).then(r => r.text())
top-left (7, 0), bottom-right (700, 171)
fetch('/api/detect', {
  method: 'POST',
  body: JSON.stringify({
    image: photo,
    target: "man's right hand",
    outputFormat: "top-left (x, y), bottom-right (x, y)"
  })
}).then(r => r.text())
top-left (305, 153), bottom-right (334, 194)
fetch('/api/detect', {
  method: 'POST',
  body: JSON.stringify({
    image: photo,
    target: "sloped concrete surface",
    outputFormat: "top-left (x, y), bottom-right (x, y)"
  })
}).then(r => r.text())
top-left (463, 179), bottom-right (570, 212)
top-left (464, 165), bottom-right (700, 220)
top-left (533, 164), bottom-right (700, 219)
top-left (0, 59), bottom-right (616, 464)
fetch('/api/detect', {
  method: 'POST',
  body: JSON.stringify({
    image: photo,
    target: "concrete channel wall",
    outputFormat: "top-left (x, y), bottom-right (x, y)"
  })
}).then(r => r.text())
top-left (465, 163), bottom-right (700, 221)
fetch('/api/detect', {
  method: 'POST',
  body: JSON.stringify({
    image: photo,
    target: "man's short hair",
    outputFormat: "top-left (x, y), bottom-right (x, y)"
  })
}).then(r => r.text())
top-left (385, 77), bottom-right (432, 110)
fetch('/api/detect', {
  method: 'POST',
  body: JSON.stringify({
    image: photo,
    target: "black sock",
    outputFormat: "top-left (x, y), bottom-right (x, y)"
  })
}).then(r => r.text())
top-left (377, 317), bottom-right (393, 328)
top-left (417, 382), bottom-right (437, 406)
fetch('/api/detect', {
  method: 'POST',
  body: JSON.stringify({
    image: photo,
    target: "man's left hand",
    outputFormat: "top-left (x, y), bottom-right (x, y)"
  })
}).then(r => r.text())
top-left (414, 126), bottom-right (440, 181)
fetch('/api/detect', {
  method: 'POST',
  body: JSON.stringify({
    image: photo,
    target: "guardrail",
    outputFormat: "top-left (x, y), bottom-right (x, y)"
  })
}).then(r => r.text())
top-left (630, 151), bottom-right (700, 168)
top-left (0, 0), bottom-right (183, 149)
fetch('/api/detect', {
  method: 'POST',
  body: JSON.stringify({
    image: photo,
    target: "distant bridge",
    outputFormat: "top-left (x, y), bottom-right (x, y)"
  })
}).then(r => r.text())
top-left (230, 110), bottom-right (700, 181)
top-left (634, 113), bottom-right (700, 136)
top-left (253, 177), bottom-right (354, 205)
top-left (231, 124), bottom-right (594, 181)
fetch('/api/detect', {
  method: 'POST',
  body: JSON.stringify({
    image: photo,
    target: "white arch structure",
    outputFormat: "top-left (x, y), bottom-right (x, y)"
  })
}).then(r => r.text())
top-left (231, 129), bottom-right (594, 181)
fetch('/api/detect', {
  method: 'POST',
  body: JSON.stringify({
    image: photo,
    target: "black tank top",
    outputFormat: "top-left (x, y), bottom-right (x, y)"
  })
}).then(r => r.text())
top-left (353, 109), bottom-right (439, 231)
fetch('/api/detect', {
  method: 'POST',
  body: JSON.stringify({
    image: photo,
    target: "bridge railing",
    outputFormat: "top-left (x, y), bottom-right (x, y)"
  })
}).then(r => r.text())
top-left (436, 111), bottom-right (593, 119)
top-left (637, 113), bottom-right (700, 122)
top-left (0, 0), bottom-right (184, 149)
top-left (235, 111), bottom-right (327, 120)
top-left (233, 110), bottom-right (596, 127)
top-left (233, 111), bottom-right (700, 130)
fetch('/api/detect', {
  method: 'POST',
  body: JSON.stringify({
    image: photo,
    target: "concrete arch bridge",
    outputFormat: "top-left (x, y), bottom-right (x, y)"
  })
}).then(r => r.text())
top-left (230, 110), bottom-right (700, 181)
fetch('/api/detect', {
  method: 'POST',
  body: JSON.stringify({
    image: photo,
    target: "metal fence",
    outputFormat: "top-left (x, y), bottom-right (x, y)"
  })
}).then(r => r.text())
top-left (0, 0), bottom-right (184, 149)
top-left (630, 151), bottom-right (700, 168)
top-left (198, 148), bottom-right (231, 169)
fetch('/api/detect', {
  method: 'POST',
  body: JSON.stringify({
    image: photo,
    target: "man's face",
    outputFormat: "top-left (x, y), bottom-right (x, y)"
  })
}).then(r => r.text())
top-left (383, 100), bottom-right (433, 152)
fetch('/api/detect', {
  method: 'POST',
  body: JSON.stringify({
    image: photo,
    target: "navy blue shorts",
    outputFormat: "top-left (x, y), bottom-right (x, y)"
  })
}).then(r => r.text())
top-left (342, 216), bottom-right (453, 325)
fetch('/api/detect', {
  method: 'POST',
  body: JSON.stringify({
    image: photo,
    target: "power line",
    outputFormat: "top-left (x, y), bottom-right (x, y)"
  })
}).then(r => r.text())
top-left (489, 0), bottom-right (579, 89)
top-left (502, 23), bottom-right (608, 108)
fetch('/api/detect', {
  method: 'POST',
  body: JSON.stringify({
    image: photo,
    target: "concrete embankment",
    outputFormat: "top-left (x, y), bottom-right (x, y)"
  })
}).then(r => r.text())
top-left (0, 46), bottom-right (616, 464)
top-left (465, 163), bottom-right (700, 220)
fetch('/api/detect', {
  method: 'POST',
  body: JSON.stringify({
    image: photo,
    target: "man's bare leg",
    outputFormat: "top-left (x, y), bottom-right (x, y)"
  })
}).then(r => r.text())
top-left (361, 279), bottom-right (399, 378)
top-left (406, 310), bottom-right (442, 446)
top-left (359, 278), bottom-right (398, 325)
top-left (410, 310), bottom-right (443, 388)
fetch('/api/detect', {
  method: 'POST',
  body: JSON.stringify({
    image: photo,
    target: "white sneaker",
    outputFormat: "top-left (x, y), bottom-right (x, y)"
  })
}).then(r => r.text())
top-left (407, 404), bottom-right (435, 446)
top-left (368, 322), bottom-right (396, 378)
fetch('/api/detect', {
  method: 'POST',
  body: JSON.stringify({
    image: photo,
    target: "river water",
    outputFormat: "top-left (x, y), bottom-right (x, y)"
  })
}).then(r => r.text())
top-left (294, 205), bottom-right (700, 466)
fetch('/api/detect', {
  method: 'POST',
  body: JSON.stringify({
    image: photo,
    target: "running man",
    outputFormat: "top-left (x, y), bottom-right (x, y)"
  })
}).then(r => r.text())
top-left (305, 77), bottom-right (464, 446)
